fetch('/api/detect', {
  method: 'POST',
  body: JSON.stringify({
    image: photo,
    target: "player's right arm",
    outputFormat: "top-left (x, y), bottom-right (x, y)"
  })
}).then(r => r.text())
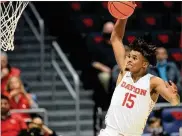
top-left (110, 19), bottom-right (128, 74)
top-left (151, 77), bottom-right (180, 106)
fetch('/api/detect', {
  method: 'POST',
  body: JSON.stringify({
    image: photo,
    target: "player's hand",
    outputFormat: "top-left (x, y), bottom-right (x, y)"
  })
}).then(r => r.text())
top-left (165, 80), bottom-right (178, 94)
top-left (131, 1), bottom-right (137, 7)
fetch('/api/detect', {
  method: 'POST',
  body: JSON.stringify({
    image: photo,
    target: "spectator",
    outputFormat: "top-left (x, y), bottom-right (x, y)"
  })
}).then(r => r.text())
top-left (1, 94), bottom-right (28, 136)
top-left (91, 21), bottom-right (116, 93)
top-left (148, 47), bottom-right (182, 102)
top-left (146, 117), bottom-right (169, 136)
top-left (89, 21), bottom-right (116, 136)
top-left (27, 116), bottom-right (57, 136)
top-left (6, 76), bottom-right (36, 121)
top-left (1, 51), bottom-right (21, 94)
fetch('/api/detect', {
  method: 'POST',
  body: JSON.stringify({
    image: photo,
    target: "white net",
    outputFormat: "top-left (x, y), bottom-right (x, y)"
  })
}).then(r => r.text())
top-left (0, 1), bottom-right (29, 51)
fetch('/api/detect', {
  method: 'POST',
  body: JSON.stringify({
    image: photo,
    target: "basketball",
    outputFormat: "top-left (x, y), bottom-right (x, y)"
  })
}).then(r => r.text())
top-left (108, 1), bottom-right (136, 19)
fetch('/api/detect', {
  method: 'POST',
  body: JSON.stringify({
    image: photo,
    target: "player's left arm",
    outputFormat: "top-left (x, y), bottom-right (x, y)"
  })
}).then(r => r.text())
top-left (151, 77), bottom-right (180, 106)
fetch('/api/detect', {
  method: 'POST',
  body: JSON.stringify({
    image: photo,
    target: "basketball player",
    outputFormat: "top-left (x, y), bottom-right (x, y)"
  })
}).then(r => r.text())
top-left (98, 18), bottom-right (180, 136)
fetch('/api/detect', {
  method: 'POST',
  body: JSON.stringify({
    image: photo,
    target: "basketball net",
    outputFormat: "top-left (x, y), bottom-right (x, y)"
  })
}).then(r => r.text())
top-left (0, 1), bottom-right (29, 51)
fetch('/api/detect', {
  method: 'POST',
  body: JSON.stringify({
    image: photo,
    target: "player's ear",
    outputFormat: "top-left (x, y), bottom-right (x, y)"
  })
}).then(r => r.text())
top-left (143, 61), bottom-right (149, 68)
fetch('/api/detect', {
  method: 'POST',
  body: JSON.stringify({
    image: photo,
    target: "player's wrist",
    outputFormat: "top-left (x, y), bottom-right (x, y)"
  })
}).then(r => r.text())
top-left (171, 95), bottom-right (180, 106)
top-left (177, 94), bottom-right (180, 104)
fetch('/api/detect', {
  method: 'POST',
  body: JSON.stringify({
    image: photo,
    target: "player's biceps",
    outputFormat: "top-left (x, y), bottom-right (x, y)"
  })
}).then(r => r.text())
top-left (112, 43), bottom-right (125, 70)
top-left (115, 54), bottom-right (125, 67)
top-left (161, 93), bottom-right (171, 102)
top-left (158, 87), bottom-right (172, 102)
top-left (113, 48), bottom-right (125, 67)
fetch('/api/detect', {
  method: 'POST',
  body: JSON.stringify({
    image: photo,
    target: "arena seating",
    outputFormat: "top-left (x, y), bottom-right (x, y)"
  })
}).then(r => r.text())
top-left (162, 108), bottom-right (182, 134)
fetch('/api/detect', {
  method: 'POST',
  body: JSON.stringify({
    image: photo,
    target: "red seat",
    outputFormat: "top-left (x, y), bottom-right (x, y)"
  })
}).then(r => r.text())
top-left (91, 33), bottom-right (103, 44)
top-left (86, 32), bottom-right (104, 51)
top-left (163, 1), bottom-right (174, 9)
top-left (67, 2), bottom-right (94, 14)
top-left (123, 31), bottom-right (144, 45)
top-left (138, 14), bottom-right (163, 30)
top-left (135, 1), bottom-right (143, 9)
top-left (152, 31), bottom-right (173, 48)
top-left (168, 48), bottom-right (182, 62)
top-left (70, 15), bottom-right (101, 34)
top-left (71, 2), bottom-right (81, 11)
top-left (170, 14), bottom-right (182, 31)
top-left (94, 2), bottom-right (110, 15)
top-left (162, 108), bottom-right (182, 133)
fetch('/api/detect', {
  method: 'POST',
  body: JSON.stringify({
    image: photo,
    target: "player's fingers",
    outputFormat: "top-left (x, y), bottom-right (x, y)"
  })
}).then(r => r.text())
top-left (130, 1), bottom-right (137, 7)
top-left (169, 81), bottom-right (178, 93)
top-left (169, 80), bottom-right (177, 89)
top-left (165, 81), bottom-right (170, 87)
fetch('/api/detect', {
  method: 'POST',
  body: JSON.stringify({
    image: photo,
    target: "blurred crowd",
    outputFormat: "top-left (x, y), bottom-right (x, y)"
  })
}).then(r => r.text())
top-left (1, 52), bottom-right (57, 136)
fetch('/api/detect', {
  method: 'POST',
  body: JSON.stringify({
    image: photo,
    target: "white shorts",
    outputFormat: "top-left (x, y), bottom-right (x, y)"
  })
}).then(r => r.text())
top-left (98, 126), bottom-right (141, 136)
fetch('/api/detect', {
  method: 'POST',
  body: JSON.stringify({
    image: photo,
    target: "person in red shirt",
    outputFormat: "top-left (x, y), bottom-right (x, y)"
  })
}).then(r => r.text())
top-left (1, 94), bottom-right (28, 136)
top-left (1, 51), bottom-right (21, 94)
top-left (6, 76), bottom-right (33, 121)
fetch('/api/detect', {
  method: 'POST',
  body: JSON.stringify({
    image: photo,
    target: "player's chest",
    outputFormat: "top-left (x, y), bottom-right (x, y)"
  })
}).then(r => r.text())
top-left (111, 81), bottom-right (149, 105)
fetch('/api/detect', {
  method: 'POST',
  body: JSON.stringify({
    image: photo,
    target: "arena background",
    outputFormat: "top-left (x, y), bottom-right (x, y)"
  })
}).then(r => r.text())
top-left (3, 1), bottom-right (182, 136)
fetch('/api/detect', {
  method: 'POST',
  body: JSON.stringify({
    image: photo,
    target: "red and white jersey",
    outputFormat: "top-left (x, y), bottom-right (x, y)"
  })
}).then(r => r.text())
top-left (105, 72), bottom-right (155, 135)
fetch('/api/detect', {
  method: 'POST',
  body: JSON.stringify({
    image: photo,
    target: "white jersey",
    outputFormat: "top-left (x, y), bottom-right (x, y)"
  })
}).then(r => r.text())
top-left (105, 72), bottom-right (156, 135)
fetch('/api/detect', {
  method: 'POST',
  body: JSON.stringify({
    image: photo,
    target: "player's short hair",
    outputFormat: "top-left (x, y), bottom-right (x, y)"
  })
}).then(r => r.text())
top-left (1, 94), bottom-right (9, 101)
top-left (128, 38), bottom-right (157, 66)
top-left (124, 45), bottom-right (130, 52)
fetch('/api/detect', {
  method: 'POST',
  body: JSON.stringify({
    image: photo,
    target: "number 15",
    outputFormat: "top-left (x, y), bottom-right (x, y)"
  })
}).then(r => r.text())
top-left (122, 93), bottom-right (136, 108)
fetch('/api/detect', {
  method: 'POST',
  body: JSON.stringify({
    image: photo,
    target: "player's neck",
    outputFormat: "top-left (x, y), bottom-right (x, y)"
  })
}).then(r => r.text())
top-left (131, 71), bottom-right (147, 83)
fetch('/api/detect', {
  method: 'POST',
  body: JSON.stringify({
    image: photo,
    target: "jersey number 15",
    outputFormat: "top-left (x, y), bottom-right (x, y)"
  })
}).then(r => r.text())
top-left (122, 93), bottom-right (136, 108)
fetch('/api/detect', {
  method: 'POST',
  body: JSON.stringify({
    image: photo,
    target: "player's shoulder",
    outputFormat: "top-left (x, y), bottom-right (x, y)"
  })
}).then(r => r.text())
top-left (116, 70), bottom-right (129, 86)
top-left (150, 76), bottom-right (163, 82)
top-left (150, 76), bottom-right (164, 88)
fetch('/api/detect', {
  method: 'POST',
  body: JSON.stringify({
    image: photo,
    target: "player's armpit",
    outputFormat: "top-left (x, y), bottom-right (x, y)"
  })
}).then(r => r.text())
top-left (116, 70), bottom-right (128, 86)
top-left (116, 71), bottom-right (123, 86)
top-left (151, 77), bottom-right (180, 106)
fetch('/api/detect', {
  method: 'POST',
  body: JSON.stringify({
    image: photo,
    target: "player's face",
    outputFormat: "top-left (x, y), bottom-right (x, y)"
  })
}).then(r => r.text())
top-left (126, 50), bottom-right (148, 73)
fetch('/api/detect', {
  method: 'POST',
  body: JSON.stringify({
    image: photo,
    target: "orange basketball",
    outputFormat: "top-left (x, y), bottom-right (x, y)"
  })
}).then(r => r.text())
top-left (108, 1), bottom-right (136, 19)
